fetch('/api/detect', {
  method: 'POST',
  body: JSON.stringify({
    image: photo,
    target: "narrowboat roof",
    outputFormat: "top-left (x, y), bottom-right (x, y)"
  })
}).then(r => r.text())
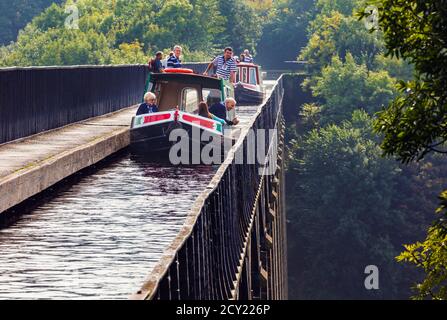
top-left (149, 72), bottom-right (223, 89)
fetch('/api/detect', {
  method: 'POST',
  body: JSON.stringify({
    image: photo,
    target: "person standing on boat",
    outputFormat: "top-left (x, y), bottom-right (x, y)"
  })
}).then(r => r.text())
top-left (136, 92), bottom-right (159, 116)
top-left (243, 49), bottom-right (253, 63)
top-left (162, 51), bottom-right (173, 69)
top-left (167, 45), bottom-right (183, 68)
top-left (209, 97), bottom-right (240, 126)
top-left (148, 51), bottom-right (164, 73)
top-left (203, 47), bottom-right (237, 83)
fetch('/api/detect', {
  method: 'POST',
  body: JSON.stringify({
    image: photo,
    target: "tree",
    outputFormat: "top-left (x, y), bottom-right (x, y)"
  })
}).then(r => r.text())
top-left (316, 0), bottom-right (362, 16)
top-left (309, 53), bottom-right (397, 124)
top-left (363, 0), bottom-right (447, 164)
top-left (300, 10), bottom-right (383, 74)
top-left (0, 0), bottom-right (261, 67)
top-left (287, 110), bottom-right (418, 299)
top-left (256, 0), bottom-right (316, 68)
top-left (218, 0), bottom-right (262, 55)
top-left (373, 54), bottom-right (414, 82)
top-left (396, 191), bottom-right (447, 300)
top-left (359, 0), bottom-right (447, 299)
top-left (0, 0), bottom-right (64, 45)
top-left (1, 25), bottom-right (114, 66)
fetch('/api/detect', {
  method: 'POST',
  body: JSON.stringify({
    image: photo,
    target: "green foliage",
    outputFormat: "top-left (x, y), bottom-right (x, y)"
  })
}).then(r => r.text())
top-left (358, 0), bottom-right (447, 299)
top-left (310, 53), bottom-right (398, 124)
top-left (0, 0), bottom-right (261, 67)
top-left (110, 41), bottom-right (148, 65)
top-left (288, 111), bottom-right (410, 299)
top-left (298, 103), bottom-right (321, 133)
top-left (1, 25), bottom-right (114, 66)
top-left (0, 0), bottom-right (63, 45)
top-left (300, 11), bottom-right (383, 73)
top-left (361, 0), bottom-right (447, 164)
top-left (286, 0), bottom-right (447, 300)
top-left (373, 54), bottom-right (414, 82)
top-left (112, 0), bottom-right (225, 53)
top-left (316, 0), bottom-right (364, 16)
top-left (218, 1), bottom-right (263, 55)
top-left (256, 0), bottom-right (316, 67)
top-left (397, 191), bottom-right (447, 300)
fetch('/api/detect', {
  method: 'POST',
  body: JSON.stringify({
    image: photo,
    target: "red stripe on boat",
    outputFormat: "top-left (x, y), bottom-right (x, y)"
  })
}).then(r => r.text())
top-left (240, 83), bottom-right (257, 89)
top-left (182, 114), bottom-right (215, 129)
top-left (143, 113), bottom-right (171, 124)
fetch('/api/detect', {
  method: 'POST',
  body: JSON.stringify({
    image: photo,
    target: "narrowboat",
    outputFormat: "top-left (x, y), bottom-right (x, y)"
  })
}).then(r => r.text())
top-left (130, 69), bottom-right (235, 155)
top-left (234, 62), bottom-right (264, 105)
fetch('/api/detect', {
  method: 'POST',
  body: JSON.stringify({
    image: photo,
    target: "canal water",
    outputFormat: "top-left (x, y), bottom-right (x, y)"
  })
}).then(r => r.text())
top-left (0, 81), bottom-right (276, 300)
top-left (0, 155), bottom-right (216, 300)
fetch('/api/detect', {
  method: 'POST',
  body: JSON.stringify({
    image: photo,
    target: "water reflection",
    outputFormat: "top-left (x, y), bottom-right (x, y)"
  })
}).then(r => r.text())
top-left (0, 153), bottom-right (215, 300)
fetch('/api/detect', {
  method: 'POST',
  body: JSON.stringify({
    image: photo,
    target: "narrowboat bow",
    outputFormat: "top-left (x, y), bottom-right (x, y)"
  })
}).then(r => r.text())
top-left (235, 62), bottom-right (265, 105)
top-left (130, 70), bottom-right (235, 155)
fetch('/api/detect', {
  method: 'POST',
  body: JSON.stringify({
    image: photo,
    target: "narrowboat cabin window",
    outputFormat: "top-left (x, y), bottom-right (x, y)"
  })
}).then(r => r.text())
top-left (242, 67), bottom-right (248, 83)
top-left (249, 68), bottom-right (258, 85)
top-left (182, 88), bottom-right (199, 113)
top-left (203, 88), bottom-right (222, 106)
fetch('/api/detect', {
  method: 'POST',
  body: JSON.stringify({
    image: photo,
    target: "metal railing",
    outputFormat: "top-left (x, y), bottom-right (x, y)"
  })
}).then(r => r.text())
top-left (0, 65), bottom-right (148, 144)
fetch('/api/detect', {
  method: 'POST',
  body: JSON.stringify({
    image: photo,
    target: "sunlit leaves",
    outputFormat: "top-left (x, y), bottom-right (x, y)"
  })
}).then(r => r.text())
top-left (311, 53), bottom-right (398, 125)
top-left (362, 0), bottom-right (447, 299)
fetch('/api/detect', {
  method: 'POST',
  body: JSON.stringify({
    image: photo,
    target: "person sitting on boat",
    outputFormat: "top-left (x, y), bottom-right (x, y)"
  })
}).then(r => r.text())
top-left (148, 51), bottom-right (164, 73)
top-left (209, 97), bottom-right (240, 126)
top-left (167, 45), bottom-right (182, 68)
top-left (198, 101), bottom-right (226, 125)
top-left (203, 47), bottom-right (237, 83)
top-left (243, 49), bottom-right (253, 63)
top-left (136, 92), bottom-right (159, 116)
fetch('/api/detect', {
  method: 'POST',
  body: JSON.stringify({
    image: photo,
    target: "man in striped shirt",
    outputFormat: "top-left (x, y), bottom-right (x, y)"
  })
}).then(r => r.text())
top-left (243, 49), bottom-right (253, 63)
top-left (203, 47), bottom-right (237, 83)
top-left (167, 45), bottom-right (182, 68)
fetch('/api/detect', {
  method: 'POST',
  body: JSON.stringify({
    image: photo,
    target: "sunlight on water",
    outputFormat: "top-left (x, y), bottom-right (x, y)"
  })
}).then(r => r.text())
top-left (0, 155), bottom-right (215, 300)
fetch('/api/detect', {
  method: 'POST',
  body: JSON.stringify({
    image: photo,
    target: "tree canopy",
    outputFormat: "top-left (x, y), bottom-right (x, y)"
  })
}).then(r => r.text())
top-left (0, 0), bottom-right (265, 66)
top-left (359, 0), bottom-right (447, 299)
top-left (0, 0), bottom-right (63, 45)
top-left (310, 53), bottom-right (397, 124)
top-left (286, 0), bottom-right (446, 299)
